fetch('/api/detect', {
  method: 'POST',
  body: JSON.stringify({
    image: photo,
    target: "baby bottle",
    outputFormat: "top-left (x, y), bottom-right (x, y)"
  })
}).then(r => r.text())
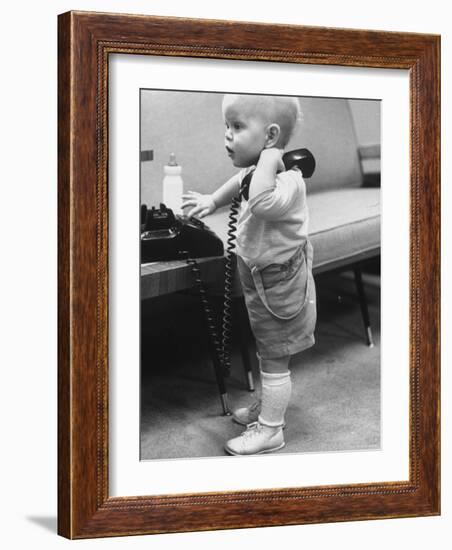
top-left (162, 153), bottom-right (183, 213)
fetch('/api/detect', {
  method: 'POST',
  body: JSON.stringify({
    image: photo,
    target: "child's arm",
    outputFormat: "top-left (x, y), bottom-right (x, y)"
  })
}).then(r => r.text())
top-left (182, 173), bottom-right (241, 218)
top-left (248, 148), bottom-right (285, 201)
top-left (248, 148), bottom-right (299, 221)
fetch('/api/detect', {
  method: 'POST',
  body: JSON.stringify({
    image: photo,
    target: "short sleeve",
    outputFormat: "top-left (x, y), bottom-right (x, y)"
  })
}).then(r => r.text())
top-left (248, 170), bottom-right (302, 220)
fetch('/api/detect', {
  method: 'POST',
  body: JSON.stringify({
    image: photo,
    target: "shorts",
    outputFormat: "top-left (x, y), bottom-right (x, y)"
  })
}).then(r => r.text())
top-left (237, 240), bottom-right (317, 359)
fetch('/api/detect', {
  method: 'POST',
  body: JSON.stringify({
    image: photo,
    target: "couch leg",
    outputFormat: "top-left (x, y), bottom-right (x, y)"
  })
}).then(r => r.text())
top-left (233, 298), bottom-right (255, 391)
top-left (353, 267), bottom-right (375, 347)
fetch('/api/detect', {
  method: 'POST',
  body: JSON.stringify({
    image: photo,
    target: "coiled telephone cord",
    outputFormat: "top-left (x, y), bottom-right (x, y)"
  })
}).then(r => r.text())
top-left (184, 192), bottom-right (242, 378)
top-left (184, 256), bottom-right (224, 362)
top-left (221, 194), bottom-right (241, 376)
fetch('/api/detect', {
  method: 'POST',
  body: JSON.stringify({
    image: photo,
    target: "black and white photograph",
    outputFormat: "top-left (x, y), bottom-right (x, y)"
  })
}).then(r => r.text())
top-left (139, 90), bottom-right (381, 460)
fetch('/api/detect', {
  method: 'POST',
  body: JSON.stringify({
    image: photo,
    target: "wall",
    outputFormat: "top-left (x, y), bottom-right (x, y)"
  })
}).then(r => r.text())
top-left (1, 1), bottom-right (449, 550)
top-left (140, 90), bottom-right (236, 206)
top-left (141, 91), bottom-right (378, 207)
top-left (349, 99), bottom-right (381, 146)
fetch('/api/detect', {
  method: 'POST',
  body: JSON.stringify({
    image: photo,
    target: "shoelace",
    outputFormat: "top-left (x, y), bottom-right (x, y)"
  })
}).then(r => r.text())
top-left (243, 422), bottom-right (262, 437)
top-left (248, 401), bottom-right (261, 413)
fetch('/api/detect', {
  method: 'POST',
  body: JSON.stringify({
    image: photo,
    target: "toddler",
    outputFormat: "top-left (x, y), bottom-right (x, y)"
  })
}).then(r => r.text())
top-left (182, 93), bottom-right (317, 455)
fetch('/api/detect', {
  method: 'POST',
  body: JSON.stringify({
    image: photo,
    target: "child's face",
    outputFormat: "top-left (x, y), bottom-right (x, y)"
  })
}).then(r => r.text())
top-left (222, 97), bottom-right (269, 168)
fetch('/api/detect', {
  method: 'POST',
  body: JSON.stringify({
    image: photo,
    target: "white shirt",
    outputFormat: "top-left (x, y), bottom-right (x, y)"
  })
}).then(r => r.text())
top-left (236, 167), bottom-right (309, 269)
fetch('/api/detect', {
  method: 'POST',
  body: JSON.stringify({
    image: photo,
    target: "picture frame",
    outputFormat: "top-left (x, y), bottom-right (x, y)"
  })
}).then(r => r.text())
top-left (58, 10), bottom-right (440, 539)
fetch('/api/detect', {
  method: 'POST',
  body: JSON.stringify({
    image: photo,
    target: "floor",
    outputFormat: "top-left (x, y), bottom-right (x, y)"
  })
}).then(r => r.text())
top-left (140, 268), bottom-right (380, 460)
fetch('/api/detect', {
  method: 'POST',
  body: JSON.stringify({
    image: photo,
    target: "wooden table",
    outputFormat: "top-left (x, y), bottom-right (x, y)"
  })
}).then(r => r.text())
top-left (141, 256), bottom-right (226, 299)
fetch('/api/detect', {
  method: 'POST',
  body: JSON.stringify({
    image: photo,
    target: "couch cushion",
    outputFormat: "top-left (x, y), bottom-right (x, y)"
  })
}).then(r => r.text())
top-left (309, 188), bottom-right (380, 272)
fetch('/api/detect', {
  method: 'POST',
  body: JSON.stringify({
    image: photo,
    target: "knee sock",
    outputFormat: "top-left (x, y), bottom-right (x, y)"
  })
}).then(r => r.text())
top-left (258, 369), bottom-right (292, 428)
top-left (251, 353), bottom-right (264, 404)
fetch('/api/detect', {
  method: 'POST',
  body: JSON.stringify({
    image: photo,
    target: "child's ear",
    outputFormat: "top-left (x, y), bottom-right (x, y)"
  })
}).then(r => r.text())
top-left (265, 123), bottom-right (281, 148)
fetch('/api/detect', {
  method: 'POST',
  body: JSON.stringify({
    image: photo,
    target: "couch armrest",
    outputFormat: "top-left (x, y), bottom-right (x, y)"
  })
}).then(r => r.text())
top-left (358, 144), bottom-right (381, 187)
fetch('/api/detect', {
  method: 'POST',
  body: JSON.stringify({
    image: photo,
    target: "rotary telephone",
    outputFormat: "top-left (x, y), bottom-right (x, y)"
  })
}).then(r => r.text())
top-left (141, 203), bottom-right (224, 263)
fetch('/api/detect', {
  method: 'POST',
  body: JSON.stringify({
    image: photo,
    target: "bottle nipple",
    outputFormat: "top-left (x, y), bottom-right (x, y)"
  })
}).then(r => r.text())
top-left (168, 153), bottom-right (178, 166)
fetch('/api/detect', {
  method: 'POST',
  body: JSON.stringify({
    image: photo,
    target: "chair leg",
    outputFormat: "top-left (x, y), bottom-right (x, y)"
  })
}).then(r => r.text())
top-left (353, 267), bottom-right (375, 347)
top-left (233, 298), bottom-right (255, 392)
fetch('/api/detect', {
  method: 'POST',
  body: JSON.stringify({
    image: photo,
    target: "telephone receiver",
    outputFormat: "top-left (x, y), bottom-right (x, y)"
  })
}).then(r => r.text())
top-left (282, 148), bottom-right (316, 177)
top-left (240, 148), bottom-right (316, 200)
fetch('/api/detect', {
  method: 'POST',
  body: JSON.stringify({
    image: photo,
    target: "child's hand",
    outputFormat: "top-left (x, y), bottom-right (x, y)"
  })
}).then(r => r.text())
top-left (258, 148), bottom-right (285, 172)
top-left (181, 191), bottom-right (217, 218)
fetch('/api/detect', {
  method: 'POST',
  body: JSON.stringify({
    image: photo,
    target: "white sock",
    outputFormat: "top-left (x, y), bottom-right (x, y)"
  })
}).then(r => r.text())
top-left (258, 370), bottom-right (292, 428)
